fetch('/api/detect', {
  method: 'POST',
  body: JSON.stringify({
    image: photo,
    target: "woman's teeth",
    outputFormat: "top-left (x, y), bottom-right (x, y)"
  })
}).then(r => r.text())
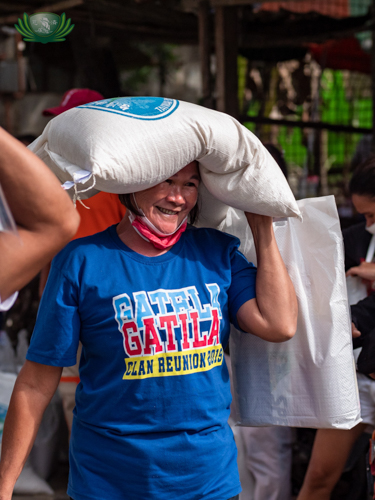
top-left (158, 207), bottom-right (177, 215)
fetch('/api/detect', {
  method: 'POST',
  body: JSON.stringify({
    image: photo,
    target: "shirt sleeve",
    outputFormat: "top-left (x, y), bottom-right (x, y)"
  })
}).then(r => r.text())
top-left (26, 261), bottom-right (81, 367)
top-left (228, 248), bottom-right (257, 330)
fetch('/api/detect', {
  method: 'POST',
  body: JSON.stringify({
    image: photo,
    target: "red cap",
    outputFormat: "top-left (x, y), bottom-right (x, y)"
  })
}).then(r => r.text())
top-left (42, 88), bottom-right (104, 116)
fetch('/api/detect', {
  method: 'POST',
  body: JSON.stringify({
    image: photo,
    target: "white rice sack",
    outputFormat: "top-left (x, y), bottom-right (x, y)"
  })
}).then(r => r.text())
top-left (29, 96), bottom-right (300, 219)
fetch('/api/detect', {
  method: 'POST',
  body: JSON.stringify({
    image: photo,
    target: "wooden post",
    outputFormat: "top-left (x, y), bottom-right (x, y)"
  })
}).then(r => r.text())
top-left (198, 0), bottom-right (214, 108)
top-left (215, 6), bottom-right (238, 118)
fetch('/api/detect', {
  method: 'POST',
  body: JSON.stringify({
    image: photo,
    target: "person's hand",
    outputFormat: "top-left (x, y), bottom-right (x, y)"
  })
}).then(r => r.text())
top-left (346, 262), bottom-right (375, 282)
top-left (352, 322), bottom-right (361, 338)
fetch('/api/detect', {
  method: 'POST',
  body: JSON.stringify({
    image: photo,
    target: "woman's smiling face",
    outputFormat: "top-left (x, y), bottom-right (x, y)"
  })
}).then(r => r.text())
top-left (134, 162), bottom-right (200, 234)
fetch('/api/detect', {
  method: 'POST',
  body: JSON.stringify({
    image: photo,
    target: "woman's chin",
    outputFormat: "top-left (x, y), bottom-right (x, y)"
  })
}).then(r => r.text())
top-left (152, 216), bottom-right (180, 234)
top-left (155, 223), bottom-right (178, 234)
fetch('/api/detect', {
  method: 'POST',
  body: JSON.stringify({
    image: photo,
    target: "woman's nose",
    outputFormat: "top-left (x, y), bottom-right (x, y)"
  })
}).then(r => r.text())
top-left (166, 187), bottom-right (184, 204)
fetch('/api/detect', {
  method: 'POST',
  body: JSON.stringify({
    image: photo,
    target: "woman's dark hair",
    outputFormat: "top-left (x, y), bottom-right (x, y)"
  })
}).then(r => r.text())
top-left (15, 134), bottom-right (37, 146)
top-left (349, 154), bottom-right (375, 197)
top-left (119, 193), bottom-right (200, 225)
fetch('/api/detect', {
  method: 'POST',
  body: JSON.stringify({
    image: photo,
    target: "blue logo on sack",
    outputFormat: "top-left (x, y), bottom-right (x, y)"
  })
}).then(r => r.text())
top-left (78, 96), bottom-right (179, 120)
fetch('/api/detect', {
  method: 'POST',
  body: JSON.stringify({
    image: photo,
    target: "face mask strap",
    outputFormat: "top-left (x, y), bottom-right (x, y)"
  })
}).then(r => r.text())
top-left (132, 193), bottom-right (144, 216)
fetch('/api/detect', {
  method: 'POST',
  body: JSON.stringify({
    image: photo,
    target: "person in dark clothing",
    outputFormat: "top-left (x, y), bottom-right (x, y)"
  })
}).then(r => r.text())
top-left (343, 155), bottom-right (375, 374)
top-left (297, 155), bottom-right (375, 500)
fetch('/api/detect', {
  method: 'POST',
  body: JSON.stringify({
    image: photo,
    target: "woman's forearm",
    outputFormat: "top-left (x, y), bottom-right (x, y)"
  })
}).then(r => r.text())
top-left (237, 213), bottom-right (298, 341)
top-left (0, 361), bottom-right (62, 499)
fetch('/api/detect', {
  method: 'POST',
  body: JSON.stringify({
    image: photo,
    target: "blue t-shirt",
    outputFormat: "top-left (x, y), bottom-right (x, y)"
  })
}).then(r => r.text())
top-left (27, 225), bottom-right (257, 500)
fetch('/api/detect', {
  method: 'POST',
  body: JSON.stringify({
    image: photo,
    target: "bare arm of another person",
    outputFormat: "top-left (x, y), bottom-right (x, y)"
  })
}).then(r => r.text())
top-left (346, 261), bottom-right (375, 281)
top-left (0, 127), bottom-right (80, 301)
top-left (236, 213), bottom-right (298, 342)
top-left (0, 361), bottom-right (62, 500)
top-left (352, 322), bottom-right (361, 338)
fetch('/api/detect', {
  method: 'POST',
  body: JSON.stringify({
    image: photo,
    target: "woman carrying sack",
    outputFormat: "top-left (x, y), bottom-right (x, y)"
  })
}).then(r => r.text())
top-left (0, 162), bottom-right (297, 500)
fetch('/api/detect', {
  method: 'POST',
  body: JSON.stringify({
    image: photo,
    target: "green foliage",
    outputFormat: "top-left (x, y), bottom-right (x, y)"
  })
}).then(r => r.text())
top-left (320, 69), bottom-right (372, 166)
top-left (242, 63), bottom-right (372, 171)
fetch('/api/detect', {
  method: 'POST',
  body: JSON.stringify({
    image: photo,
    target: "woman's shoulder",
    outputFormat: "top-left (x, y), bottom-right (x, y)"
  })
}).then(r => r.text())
top-left (53, 225), bottom-right (115, 269)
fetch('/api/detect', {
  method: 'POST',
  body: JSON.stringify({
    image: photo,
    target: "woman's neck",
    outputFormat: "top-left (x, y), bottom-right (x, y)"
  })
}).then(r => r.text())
top-left (116, 216), bottom-right (171, 257)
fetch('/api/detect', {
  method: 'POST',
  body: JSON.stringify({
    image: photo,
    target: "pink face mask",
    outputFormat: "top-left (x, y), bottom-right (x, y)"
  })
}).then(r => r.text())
top-left (128, 194), bottom-right (188, 250)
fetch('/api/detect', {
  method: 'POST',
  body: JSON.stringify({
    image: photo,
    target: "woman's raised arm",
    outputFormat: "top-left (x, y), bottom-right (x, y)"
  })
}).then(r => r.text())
top-left (236, 213), bottom-right (298, 342)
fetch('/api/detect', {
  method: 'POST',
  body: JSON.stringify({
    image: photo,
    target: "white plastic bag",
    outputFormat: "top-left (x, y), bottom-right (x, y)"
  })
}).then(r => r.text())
top-left (225, 196), bottom-right (360, 429)
top-left (346, 275), bottom-right (367, 306)
top-left (28, 96), bottom-right (300, 219)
